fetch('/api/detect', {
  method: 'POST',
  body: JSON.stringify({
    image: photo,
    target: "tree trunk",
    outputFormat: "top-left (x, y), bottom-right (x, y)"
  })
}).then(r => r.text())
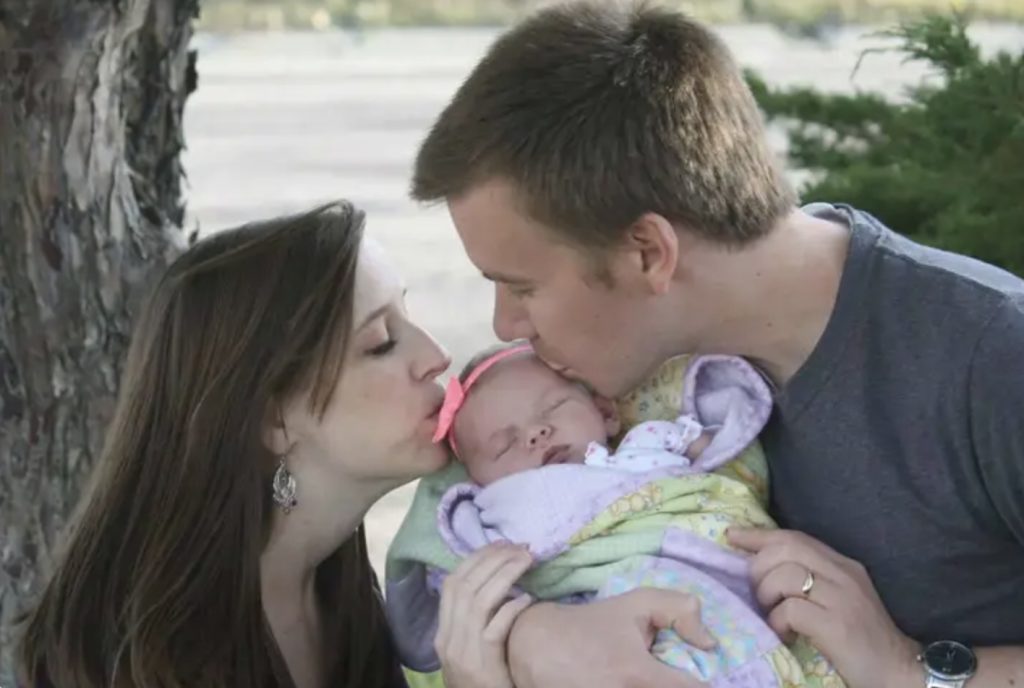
top-left (0, 0), bottom-right (197, 679)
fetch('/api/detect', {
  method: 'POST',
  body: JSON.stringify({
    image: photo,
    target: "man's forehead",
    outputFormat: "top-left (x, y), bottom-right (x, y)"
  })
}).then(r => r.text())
top-left (451, 177), bottom-right (522, 216)
top-left (450, 183), bottom-right (562, 261)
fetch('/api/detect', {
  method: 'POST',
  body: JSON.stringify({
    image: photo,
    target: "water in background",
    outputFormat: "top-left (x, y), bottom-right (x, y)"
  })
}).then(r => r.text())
top-left (182, 24), bottom-right (1023, 573)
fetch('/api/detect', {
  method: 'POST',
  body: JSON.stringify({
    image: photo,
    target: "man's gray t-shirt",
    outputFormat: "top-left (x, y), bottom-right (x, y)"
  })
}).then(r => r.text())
top-left (762, 204), bottom-right (1024, 646)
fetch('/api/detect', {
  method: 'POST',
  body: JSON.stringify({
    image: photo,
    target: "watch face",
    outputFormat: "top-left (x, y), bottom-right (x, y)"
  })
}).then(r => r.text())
top-left (923, 641), bottom-right (977, 679)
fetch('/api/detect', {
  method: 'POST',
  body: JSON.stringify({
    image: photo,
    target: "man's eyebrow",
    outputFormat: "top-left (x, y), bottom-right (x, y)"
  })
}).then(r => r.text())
top-left (481, 270), bottom-right (531, 285)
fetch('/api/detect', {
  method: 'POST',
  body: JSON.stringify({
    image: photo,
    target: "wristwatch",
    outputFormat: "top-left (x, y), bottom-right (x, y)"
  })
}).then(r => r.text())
top-left (919, 640), bottom-right (977, 687)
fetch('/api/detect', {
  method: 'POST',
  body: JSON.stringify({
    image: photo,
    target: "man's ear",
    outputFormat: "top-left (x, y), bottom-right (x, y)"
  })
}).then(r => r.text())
top-left (594, 395), bottom-right (622, 437)
top-left (624, 212), bottom-right (679, 296)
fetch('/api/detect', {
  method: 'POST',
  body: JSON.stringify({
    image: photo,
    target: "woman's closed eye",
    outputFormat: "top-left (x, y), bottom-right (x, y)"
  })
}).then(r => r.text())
top-left (360, 312), bottom-right (398, 357)
top-left (367, 338), bottom-right (397, 356)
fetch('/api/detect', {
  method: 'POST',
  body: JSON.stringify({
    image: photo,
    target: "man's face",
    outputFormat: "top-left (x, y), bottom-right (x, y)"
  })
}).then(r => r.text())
top-left (448, 178), bottom-right (672, 398)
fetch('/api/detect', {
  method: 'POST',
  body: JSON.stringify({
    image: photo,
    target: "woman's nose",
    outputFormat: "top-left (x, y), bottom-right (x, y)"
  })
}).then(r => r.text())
top-left (527, 424), bottom-right (552, 448)
top-left (413, 329), bottom-right (451, 381)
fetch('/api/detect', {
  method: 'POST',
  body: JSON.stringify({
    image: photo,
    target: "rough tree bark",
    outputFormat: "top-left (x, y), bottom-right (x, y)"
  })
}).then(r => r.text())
top-left (0, 0), bottom-right (198, 679)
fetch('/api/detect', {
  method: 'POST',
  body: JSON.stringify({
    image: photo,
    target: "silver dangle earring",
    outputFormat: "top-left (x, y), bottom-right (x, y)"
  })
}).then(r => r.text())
top-left (272, 457), bottom-right (297, 514)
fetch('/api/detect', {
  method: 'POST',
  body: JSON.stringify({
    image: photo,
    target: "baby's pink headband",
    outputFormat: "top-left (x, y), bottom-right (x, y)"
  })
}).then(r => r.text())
top-left (432, 343), bottom-right (533, 458)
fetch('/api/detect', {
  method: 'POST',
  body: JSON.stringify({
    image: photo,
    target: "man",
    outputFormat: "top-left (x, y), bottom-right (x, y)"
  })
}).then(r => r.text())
top-left (412, 2), bottom-right (1024, 686)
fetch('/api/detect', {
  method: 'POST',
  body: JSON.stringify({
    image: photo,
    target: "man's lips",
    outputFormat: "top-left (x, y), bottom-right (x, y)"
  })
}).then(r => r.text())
top-left (544, 360), bottom-right (579, 380)
top-left (535, 351), bottom-right (569, 374)
top-left (542, 444), bottom-right (572, 465)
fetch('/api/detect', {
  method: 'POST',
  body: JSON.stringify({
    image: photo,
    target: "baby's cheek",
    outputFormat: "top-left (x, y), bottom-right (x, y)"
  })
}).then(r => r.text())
top-left (459, 451), bottom-right (491, 484)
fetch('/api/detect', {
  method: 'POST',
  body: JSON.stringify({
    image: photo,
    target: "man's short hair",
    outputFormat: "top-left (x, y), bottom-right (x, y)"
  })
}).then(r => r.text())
top-left (413, 1), bottom-right (796, 248)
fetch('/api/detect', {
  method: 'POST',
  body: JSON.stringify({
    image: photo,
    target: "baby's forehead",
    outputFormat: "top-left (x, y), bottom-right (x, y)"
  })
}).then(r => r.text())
top-left (455, 358), bottom-right (561, 437)
top-left (476, 355), bottom-right (562, 395)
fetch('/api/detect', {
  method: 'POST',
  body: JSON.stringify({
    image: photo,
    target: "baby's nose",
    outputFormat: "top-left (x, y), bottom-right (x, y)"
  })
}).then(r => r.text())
top-left (527, 424), bottom-right (552, 447)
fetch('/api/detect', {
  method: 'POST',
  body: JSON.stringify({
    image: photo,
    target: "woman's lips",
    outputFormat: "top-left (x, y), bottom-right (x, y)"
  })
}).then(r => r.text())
top-left (423, 395), bottom-right (445, 435)
top-left (426, 390), bottom-right (445, 420)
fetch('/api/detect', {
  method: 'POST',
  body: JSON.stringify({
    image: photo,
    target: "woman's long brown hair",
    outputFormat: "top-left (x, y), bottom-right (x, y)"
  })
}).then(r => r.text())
top-left (18, 201), bottom-right (398, 687)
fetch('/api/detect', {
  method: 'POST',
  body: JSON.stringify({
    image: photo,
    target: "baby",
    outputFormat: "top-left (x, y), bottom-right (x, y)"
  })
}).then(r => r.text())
top-left (435, 342), bottom-right (714, 485)
top-left (386, 341), bottom-right (847, 687)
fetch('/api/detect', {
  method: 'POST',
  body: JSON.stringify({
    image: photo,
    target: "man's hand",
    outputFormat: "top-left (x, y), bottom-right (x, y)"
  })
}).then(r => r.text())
top-left (507, 587), bottom-right (716, 688)
top-left (728, 527), bottom-right (921, 688)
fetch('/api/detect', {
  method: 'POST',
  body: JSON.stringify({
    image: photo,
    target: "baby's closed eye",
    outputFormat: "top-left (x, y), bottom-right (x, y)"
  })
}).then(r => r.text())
top-left (490, 428), bottom-right (517, 461)
top-left (545, 397), bottom-right (570, 413)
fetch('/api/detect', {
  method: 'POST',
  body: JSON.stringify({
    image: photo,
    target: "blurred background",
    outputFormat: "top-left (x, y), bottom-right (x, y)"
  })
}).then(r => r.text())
top-left (178, 0), bottom-right (1023, 573)
top-left (197, 0), bottom-right (1024, 30)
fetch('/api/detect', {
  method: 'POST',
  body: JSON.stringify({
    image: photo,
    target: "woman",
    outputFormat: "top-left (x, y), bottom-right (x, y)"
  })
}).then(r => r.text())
top-left (17, 201), bottom-right (533, 688)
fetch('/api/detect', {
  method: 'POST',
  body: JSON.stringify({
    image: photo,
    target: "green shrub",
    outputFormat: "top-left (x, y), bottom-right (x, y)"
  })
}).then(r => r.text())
top-left (746, 14), bottom-right (1024, 276)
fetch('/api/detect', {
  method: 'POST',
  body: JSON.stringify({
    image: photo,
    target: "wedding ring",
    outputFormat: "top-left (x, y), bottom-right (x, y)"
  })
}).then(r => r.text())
top-left (801, 570), bottom-right (816, 597)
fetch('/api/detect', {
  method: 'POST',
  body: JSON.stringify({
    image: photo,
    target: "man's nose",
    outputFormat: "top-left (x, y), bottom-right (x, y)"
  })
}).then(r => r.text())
top-left (493, 285), bottom-right (536, 342)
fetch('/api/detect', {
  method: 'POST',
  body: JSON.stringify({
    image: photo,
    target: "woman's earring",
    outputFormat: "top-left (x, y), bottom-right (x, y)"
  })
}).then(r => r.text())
top-left (272, 458), bottom-right (297, 514)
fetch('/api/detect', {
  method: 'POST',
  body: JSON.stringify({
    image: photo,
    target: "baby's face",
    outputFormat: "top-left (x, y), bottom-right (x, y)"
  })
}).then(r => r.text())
top-left (453, 354), bottom-right (617, 485)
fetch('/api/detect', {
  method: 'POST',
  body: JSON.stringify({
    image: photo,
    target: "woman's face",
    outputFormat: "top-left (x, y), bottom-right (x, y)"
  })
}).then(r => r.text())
top-left (281, 239), bottom-right (451, 491)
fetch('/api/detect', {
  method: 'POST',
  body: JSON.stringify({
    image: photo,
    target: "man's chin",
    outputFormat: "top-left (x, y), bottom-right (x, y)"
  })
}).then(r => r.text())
top-left (536, 356), bottom-right (615, 395)
top-left (587, 373), bottom-right (645, 400)
top-left (565, 370), bottom-right (614, 397)
top-left (552, 365), bottom-right (589, 386)
top-left (536, 354), bottom-right (577, 379)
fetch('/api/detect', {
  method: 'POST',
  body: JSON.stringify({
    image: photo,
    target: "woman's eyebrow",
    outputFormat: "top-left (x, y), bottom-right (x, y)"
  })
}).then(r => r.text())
top-left (357, 304), bottom-right (388, 331)
top-left (357, 287), bottom-right (407, 331)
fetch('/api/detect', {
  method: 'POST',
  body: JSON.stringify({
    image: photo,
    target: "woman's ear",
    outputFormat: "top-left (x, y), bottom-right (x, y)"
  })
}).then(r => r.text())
top-left (262, 400), bottom-right (293, 457)
top-left (594, 396), bottom-right (622, 437)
